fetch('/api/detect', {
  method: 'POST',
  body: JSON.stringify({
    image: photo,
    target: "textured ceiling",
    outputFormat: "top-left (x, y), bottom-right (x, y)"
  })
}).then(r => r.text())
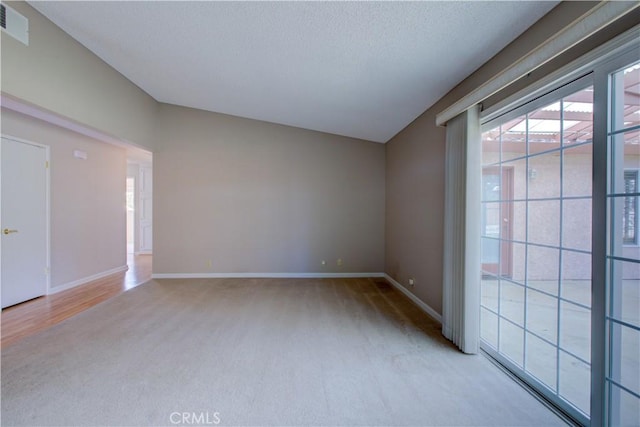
top-left (29, 1), bottom-right (558, 143)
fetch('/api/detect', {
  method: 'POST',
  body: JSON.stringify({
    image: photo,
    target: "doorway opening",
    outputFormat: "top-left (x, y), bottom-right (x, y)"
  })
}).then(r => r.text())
top-left (126, 150), bottom-right (153, 286)
top-left (126, 177), bottom-right (135, 254)
top-left (126, 150), bottom-right (152, 257)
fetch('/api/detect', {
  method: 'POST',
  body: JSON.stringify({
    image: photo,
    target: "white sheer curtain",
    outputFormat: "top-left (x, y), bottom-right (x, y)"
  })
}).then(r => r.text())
top-left (442, 105), bottom-right (481, 354)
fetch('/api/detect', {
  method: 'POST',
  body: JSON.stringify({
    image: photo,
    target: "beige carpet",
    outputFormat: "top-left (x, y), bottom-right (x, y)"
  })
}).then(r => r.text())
top-left (2, 278), bottom-right (565, 426)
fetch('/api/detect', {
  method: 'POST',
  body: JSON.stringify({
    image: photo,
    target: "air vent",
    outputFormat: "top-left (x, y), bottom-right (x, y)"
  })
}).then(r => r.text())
top-left (1, 5), bottom-right (6, 29)
top-left (0, 2), bottom-right (28, 45)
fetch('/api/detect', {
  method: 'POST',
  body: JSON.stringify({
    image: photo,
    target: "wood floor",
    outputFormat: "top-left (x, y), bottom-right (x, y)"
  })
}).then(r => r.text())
top-left (1, 254), bottom-right (152, 348)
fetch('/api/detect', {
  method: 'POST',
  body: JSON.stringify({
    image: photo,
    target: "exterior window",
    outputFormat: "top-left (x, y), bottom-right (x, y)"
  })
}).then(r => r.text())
top-left (623, 170), bottom-right (638, 244)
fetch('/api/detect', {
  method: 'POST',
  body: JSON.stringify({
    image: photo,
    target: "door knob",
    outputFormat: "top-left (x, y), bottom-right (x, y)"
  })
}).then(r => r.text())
top-left (3, 229), bottom-right (18, 235)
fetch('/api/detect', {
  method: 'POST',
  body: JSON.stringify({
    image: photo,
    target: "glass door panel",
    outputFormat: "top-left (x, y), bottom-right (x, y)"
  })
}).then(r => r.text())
top-left (607, 61), bottom-right (640, 427)
top-left (480, 83), bottom-right (594, 424)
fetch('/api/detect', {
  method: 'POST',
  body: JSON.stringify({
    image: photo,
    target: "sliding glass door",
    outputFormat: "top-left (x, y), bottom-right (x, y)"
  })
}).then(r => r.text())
top-left (479, 45), bottom-right (640, 426)
top-left (606, 59), bottom-right (640, 427)
top-left (480, 78), bottom-right (594, 424)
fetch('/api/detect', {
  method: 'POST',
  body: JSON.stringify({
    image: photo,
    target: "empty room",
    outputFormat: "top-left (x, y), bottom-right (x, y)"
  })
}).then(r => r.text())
top-left (1, 1), bottom-right (639, 426)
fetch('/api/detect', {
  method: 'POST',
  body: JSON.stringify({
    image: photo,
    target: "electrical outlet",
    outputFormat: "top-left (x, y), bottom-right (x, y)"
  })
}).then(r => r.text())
top-left (207, 260), bottom-right (213, 268)
top-left (409, 278), bottom-right (415, 287)
top-left (337, 258), bottom-right (343, 266)
top-left (321, 260), bottom-right (326, 266)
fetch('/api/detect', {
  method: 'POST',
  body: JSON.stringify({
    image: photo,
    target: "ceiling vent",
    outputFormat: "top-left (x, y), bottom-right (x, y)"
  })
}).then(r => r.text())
top-left (0, 2), bottom-right (28, 45)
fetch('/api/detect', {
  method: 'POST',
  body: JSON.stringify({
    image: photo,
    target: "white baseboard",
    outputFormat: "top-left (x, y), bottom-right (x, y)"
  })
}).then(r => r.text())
top-left (134, 251), bottom-right (152, 255)
top-left (384, 274), bottom-right (442, 324)
top-left (49, 265), bottom-right (129, 294)
top-left (151, 272), bottom-right (386, 279)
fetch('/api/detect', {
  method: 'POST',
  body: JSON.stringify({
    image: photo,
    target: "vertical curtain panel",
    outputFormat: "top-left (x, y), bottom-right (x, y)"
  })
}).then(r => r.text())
top-left (442, 105), bottom-right (481, 354)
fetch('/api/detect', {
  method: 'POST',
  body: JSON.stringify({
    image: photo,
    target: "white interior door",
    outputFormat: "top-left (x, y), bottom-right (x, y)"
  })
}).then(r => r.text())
top-left (1, 137), bottom-right (48, 308)
top-left (138, 165), bottom-right (152, 253)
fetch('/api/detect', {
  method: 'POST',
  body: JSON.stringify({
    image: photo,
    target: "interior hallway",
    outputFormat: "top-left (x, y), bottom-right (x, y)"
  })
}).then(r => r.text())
top-left (1, 254), bottom-right (152, 348)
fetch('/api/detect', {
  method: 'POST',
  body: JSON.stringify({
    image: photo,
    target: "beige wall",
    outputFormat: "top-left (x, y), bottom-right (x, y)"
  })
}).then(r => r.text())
top-left (153, 104), bottom-right (385, 274)
top-left (384, 2), bottom-right (637, 314)
top-left (385, 108), bottom-right (446, 310)
top-left (1, 108), bottom-right (127, 289)
top-left (1, 1), bottom-right (158, 151)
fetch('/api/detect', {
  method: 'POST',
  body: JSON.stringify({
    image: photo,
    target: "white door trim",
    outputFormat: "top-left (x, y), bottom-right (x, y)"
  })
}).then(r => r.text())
top-left (137, 164), bottom-right (152, 254)
top-left (1, 134), bottom-right (51, 294)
